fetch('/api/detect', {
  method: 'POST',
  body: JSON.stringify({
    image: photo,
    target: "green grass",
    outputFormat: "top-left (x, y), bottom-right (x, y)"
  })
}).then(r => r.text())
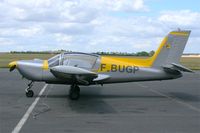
top-left (0, 53), bottom-right (55, 68)
top-left (180, 57), bottom-right (200, 70)
top-left (0, 53), bottom-right (200, 70)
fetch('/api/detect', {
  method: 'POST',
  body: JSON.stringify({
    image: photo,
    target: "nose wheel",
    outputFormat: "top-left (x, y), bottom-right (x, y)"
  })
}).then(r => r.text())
top-left (69, 85), bottom-right (80, 100)
top-left (26, 90), bottom-right (34, 97)
top-left (25, 81), bottom-right (34, 97)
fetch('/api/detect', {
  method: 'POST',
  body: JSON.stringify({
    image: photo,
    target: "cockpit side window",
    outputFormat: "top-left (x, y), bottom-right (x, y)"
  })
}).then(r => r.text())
top-left (62, 53), bottom-right (100, 70)
top-left (48, 53), bottom-right (100, 70)
top-left (67, 59), bottom-right (93, 68)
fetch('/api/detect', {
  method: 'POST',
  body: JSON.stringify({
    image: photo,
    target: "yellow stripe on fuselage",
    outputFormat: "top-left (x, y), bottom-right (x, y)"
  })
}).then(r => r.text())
top-left (97, 36), bottom-right (168, 73)
top-left (97, 56), bottom-right (152, 72)
top-left (42, 60), bottom-right (49, 70)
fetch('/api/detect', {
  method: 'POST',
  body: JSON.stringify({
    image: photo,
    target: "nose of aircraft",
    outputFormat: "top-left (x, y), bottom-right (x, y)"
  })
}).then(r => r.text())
top-left (8, 59), bottom-right (49, 81)
top-left (8, 61), bottom-right (17, 71)
top-left (8, 60), bottom-right (49, 71)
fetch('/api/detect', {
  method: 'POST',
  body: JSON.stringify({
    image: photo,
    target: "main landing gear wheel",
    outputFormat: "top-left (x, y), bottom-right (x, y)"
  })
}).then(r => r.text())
top-left (25, 81), bottom-right (34, 98)
top-left (69, 85), bottom-right (80, 100)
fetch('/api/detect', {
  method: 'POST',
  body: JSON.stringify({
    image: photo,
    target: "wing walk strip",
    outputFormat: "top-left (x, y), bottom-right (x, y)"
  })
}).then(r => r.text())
top-left (12, 84), bottom-right (48, 133)
top-left (136, 83), bottom-right (200, 113)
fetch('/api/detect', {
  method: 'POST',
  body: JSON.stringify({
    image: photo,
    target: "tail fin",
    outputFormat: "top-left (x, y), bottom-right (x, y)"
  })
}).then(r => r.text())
top-left (152, 30), bottom-right (191, 67)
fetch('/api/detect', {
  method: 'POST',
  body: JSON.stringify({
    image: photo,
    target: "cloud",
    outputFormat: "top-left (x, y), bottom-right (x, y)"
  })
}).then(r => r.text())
top-left (0, 0), bottom-right (199, 53)
top-left (54, 33), bottom-right (72, 46)
top-left (159, 10), bottom-right (200, 28)
top-left (0, 26), bottom-right (43, 37)
top-left (185, 36), bottom-right (200, 53)
top-left (44, 22), bottom-right (94, 35)
top-left (89, 0), bottom-right (148, 12)
top-left (0, 37), bottom-right (14, 46)
top-left (2, 0), bottom-right (147, 23)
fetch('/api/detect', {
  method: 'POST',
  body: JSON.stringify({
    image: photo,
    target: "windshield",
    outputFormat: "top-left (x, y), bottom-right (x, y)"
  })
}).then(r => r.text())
top-left (48, 54), bottom-right (60, 67)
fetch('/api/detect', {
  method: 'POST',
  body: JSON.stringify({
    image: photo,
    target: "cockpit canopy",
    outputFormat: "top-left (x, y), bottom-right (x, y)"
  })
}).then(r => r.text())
top-left (48, 52), bottom-right (101, 71)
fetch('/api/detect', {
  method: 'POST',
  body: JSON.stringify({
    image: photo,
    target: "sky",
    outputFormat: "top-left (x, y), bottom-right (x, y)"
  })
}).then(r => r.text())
top-left (0, 0), bottom-right (200, 53)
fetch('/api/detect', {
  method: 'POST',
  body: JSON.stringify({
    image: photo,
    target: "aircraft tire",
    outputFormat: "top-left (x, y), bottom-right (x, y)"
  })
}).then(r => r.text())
top-left (69, 85), bottom-right (80, 100)
top-left (26, 90), bottom-right (34, 97)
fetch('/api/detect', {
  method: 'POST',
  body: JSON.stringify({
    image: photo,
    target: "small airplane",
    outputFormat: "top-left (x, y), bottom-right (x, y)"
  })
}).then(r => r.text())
top-left (9, 30), bottom-right (193, 100)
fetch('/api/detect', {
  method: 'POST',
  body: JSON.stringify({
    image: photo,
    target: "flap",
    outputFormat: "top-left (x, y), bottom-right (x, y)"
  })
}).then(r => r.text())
top-left (93, 74), bottom-right (110, 82)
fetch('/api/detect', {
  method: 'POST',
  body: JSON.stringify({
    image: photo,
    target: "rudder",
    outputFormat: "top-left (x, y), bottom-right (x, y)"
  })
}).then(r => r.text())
top-left (152, 30), bottom-right (191, 67)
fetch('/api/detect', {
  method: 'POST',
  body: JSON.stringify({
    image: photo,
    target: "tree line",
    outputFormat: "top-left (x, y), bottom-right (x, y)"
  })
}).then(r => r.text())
top-left (95, 51), bottom-right (155, 57)
top-left (10, 50), bottom-right (155, 57)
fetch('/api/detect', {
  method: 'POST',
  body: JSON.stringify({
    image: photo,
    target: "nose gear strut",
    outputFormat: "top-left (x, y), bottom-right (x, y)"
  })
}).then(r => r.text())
top-left (25, 81), bottom-right (34, 97)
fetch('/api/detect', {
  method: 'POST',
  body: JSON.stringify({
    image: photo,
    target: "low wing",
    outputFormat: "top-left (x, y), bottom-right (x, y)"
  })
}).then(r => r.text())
top-left (50, 66), bottom-right (109, 85)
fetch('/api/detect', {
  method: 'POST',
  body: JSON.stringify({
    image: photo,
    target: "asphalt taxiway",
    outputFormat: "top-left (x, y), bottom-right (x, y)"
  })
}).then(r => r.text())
top-left (0, 69), bottom-right (200, 133)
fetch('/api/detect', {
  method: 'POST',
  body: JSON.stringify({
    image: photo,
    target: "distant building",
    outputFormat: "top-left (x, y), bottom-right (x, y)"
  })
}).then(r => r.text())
top-left (182, 54), bottom-right (200, 57)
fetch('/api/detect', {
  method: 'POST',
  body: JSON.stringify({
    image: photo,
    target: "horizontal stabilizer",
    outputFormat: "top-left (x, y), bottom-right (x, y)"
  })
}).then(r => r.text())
top-left (162, 63), bottom-right (193, 73)
top-left (171, 63), bottom-right (193, 72)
